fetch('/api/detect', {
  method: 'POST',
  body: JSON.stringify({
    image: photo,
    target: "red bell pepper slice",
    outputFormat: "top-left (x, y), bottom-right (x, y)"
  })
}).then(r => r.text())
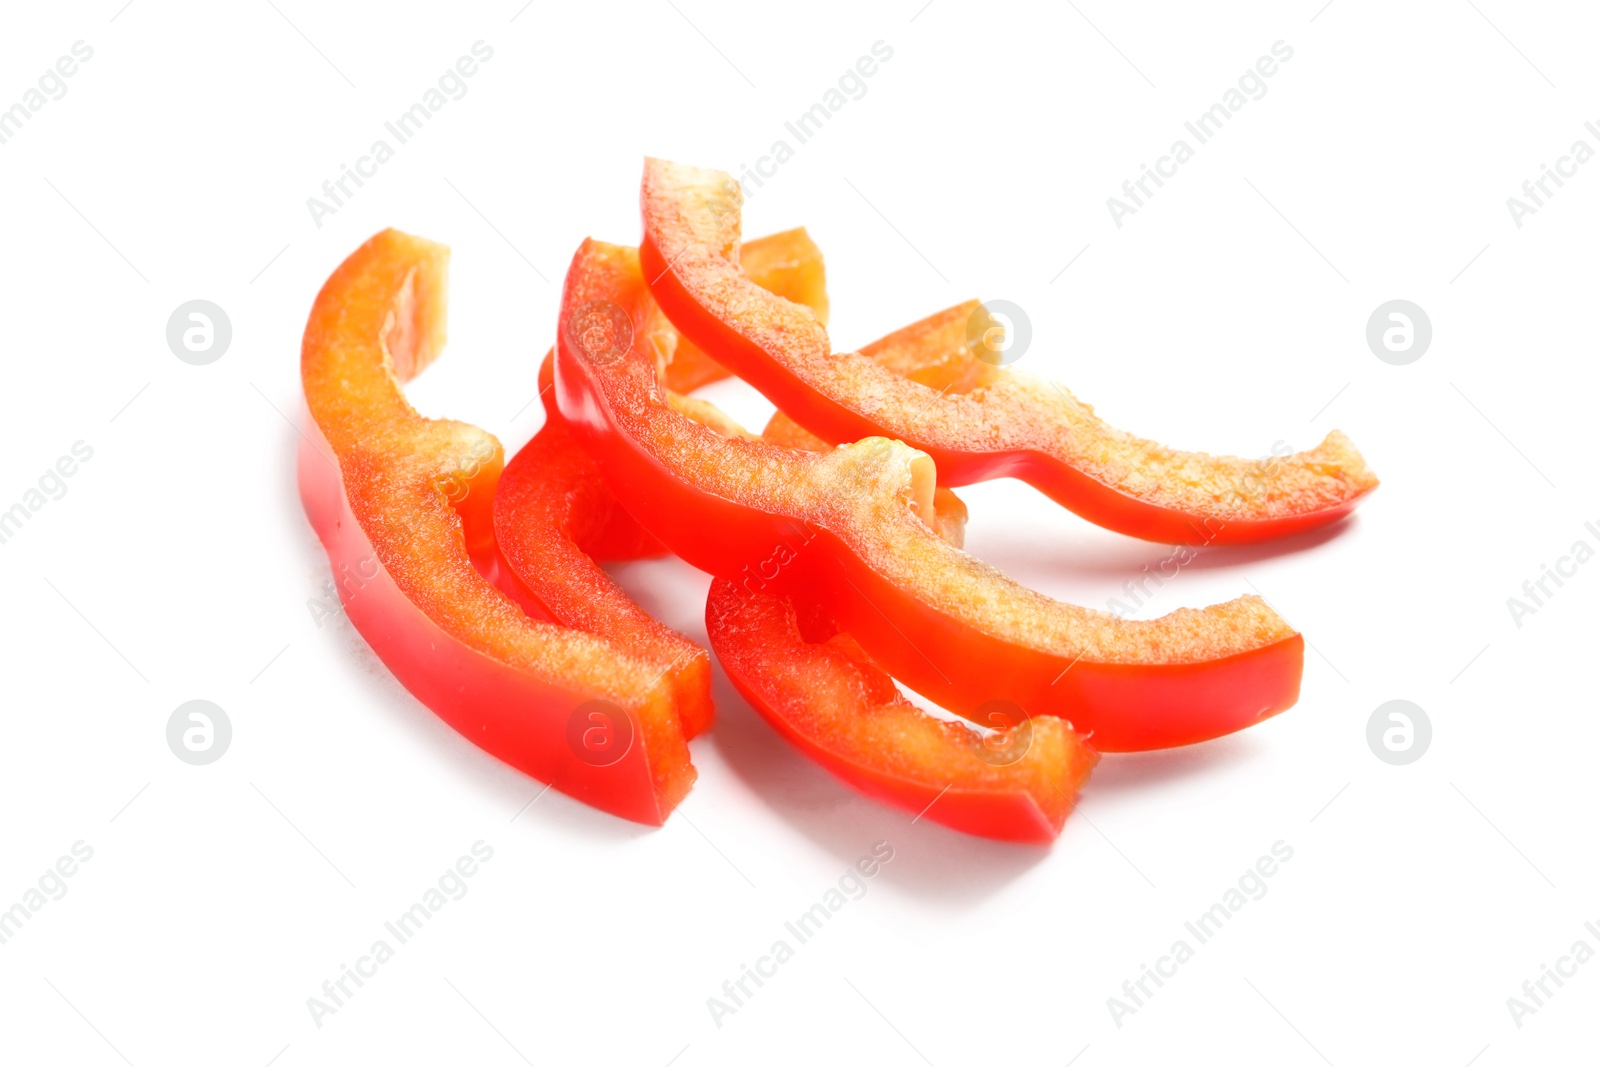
top-left (658, 225), bottom-right (829, 395)
top-left (299, 228), bottom-right (698, 824)
top-left (491, 415), bottom-right (716, 741)
top-left (489, 227), bottom-right (833, 742)
top-left (524, 226), bottom-right (831, 564)
top-left (707, 579), bottom-right (1097, 843)
top-left (553, 239), bottom-right (1305, 752)
top-left (640, 158), bottom-right (1379, 546)
top-left (707, 428), bottom-right (1094, 844)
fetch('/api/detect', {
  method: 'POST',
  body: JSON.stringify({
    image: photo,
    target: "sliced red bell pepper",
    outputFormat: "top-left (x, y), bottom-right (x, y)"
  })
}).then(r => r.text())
top-left (553, 238), bottom-right (1305, 752)
top-left (491, 415), bottom-right (716, 740)
top-left (659, 226), bottom-right (828, 395)
top-left (707, 579), bottom-right (1097, 843)
top-left (486, 225), bottom-right (834, 756)
top-left (761, 387), bottom-right (970, 548)
top-left (520, 226), bottom-right (831, 565)
top-left (707, 424), bottom-right (1096, 844)
top-left (299, 228), bottom-right (698, 824)
top-left (639, 158), bottom-right (1379, 546)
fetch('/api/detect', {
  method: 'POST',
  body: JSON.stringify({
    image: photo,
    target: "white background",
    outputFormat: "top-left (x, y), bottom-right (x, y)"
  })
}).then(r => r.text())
top-left (1, 1), bottom-right (1595, 1064)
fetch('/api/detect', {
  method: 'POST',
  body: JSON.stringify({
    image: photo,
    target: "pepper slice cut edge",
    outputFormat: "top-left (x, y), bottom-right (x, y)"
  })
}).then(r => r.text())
top-left (640, 157), bottom-right (1379, 546)
top-left (491, 416), bottom-right (716, 742)
top-left (660, 225), bottom-right (829, 394)
top-left (527, 226), bottom-right (830, 563)
top-left (553, 238), bottom-right (1305, 752)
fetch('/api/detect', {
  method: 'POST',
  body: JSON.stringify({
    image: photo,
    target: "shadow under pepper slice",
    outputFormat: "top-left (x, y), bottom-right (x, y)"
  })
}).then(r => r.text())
top-left (639, 157), bottom-right (1379, 546)
top-left (553, 238), bottom-right (1305, 752)
top-left (299, 228), bottom-right (697, 825)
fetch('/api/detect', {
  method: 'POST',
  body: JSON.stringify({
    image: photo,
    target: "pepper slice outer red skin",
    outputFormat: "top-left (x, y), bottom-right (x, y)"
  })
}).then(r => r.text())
top-left (705, 493), bottom-right (1101, 843)
top-left (485, 225), bottom-right (836, 755)
top-left (300, 229), bottom-right (694, 825)
top-left (554, 238), bottom-right (1305, 753)
top-left (639, 157), bottom-right (1378, 546)
top-left (491, 414), bottom-right (716, 741)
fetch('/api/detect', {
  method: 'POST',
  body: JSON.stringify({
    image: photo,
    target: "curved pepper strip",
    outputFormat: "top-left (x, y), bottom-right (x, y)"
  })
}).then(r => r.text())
top-left (709, 424), bottom-right (1094, 843)
top-left (299, 228), bottom-right (697, 825)
top-left (660, 226), bottom-right (828, 395)
top-left (707, 580), bottom-right (1097, 843)
top-left (540, 226), bottom-right (830, 564)
top-left (553, 239), bottom-right (1305, 752)
top-left (490, 227), bottom-right (834, 741)
top-left (491, 417), bottom-right (716, 740)
top-left (762, 375), bottom-right (969, 548)
top-left (639, 158), bottom-right (1379, 546)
